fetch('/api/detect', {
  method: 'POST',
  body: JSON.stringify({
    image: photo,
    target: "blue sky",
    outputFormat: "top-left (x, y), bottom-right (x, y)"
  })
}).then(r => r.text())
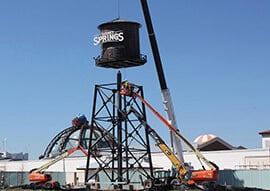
top-left (0, 0), bottom-right (270, 159)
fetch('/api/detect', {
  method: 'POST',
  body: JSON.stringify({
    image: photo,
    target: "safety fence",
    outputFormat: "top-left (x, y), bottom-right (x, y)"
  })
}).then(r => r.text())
top-left (1, 170), bottom-right (270, 190)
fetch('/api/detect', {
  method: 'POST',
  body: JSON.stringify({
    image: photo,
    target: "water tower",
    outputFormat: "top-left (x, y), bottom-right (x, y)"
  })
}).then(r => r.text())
top-left (85, 19), bottom-right (153, 190)
top-left (93, 19), bottom-right (147, 69)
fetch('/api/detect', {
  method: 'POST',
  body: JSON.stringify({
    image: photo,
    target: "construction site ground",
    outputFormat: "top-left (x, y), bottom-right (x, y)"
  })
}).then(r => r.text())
top-left (1, 186), bottom-right (268, 191)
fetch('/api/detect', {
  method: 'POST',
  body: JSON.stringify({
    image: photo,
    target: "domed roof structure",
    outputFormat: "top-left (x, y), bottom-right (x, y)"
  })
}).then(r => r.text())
top-left (40, 116), bottom-right (112, 159)
top-left (194, 134), bottom-right (216, 144)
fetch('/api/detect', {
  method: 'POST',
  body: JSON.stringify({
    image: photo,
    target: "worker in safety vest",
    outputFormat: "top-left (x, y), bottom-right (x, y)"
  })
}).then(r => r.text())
top-left (122, 80), bottom-right (134, 96)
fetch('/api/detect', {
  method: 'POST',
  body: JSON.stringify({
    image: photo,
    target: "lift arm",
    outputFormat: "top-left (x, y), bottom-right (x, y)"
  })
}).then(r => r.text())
top-left (31, 147), bottom-right (78, 174)
top-left (120, 83), bottom-right (218, 172)
top-left (133, 92), bottom-right (219, 183)
top-left (129, 107), bottom-right (188, 181)
top-left (134, 93), bottom-right (217, 171)
top-left (29, 147), bottom-right (78, 183)
top-left (121, 82), bottom-right (218, 183)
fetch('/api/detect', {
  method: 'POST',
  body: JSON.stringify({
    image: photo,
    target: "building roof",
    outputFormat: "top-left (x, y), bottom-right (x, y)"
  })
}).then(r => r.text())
top-left (194, 134), bottom-right (216, 144)
top-left (259, 130), bottom-right (270, 135)
top-left (193, 134), bottom-right (243, 151)
top-left (197, 137), bottom-right (235, 151)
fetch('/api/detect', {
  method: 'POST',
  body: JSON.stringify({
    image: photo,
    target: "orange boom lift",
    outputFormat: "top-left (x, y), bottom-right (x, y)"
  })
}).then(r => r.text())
top-left (121, 82), bottom-right (218, 187)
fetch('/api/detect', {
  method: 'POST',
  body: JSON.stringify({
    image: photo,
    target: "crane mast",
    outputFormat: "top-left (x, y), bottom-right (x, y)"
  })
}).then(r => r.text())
top-left (140, 0), bottom-right (184, 162)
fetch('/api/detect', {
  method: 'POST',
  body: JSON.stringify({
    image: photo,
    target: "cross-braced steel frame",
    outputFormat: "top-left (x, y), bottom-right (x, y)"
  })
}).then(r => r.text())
top-left (85, 72), bottom-right (154, 190)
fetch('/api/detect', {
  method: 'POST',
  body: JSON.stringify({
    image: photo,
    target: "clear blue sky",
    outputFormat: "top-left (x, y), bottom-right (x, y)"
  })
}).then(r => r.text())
top-left (0, 0), bottom-right (270, 159)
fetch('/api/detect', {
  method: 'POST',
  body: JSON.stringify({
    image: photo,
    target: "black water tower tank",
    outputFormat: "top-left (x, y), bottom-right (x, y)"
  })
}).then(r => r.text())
top-left (94, 19), bottom-right (146, 69)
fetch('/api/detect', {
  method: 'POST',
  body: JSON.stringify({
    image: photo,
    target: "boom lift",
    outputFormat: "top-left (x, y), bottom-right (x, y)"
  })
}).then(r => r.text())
top-left (121, 83), bottom-right (218, 187)
top-left (28, 147), bottom-right (78, 189)
top-left (29, 115), bottom-right (89, 189)
top-left (128, 107), bottom-right (188, 186)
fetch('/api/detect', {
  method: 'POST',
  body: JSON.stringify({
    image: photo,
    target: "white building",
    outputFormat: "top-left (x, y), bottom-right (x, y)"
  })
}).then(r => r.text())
top-left (1, 129), bottom-right (270, 189)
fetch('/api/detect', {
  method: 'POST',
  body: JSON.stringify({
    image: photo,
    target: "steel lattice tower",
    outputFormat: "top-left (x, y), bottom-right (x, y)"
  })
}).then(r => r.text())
top-left (85, 72), bottom-right (154, 190)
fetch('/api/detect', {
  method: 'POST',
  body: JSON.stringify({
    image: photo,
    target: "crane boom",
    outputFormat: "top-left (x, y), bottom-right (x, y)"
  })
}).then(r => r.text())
top-left (140, 0), bottom-right (184, 162)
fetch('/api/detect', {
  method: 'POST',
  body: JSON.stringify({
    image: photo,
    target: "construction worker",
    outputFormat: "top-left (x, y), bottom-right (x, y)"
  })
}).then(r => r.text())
top-left (122, 80), bottom-right (134, 96)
